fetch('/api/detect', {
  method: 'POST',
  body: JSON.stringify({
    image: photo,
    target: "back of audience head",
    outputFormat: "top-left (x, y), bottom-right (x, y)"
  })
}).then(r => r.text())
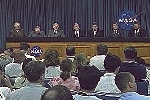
top-left (66, 47), bottom-right (76, 56)
top-left (24, 61), bottom-right (45, 83)
top-left (115, 72), bottom-right (137, 93)
top-left (97, 44), bottom-right (108, 55)
top-left (77, 65), bottom-right (101, 91)
top-left (20, 42), bottom-right (30, 51)
top-left (41, 85), bottom-right (74, 100)
top-left (124, 46), bottom-right (137, 59)
top-left (43, 49), bottom-right (60, 67)
top-left (74, 53), bottom-right (88, 71)
top-left (104, 54), bottom-right (121, 73)
top-left (12, 49), bottom-right (26, 64)
top-left (60, 58), bottom-right (72, 81)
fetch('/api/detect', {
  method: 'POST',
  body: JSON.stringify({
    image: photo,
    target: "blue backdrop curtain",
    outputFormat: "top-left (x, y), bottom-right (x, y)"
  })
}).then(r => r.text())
top-left (0, 0), bottom-right (150, 50)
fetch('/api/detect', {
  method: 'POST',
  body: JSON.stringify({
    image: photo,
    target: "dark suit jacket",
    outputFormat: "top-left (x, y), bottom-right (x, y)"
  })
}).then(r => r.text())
top-left (119, 62), bottom-right (146, 81)
top-left (47, 30), bottom-right (65, 37)
top-left (68, 30), bottom-right (85, 38)
top-left (28, 31), bottom-right (45, 37)
top-left (128, 29), bottom-right (148, 37)
top-left (9, 28), bottom-right (26, 37)
top-left (87, 29), bottom-right (104, 37)
top-left (107, 29), bottom-right (125, 37)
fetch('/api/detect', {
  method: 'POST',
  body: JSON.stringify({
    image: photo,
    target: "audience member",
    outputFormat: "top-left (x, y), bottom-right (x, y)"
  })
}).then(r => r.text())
top-left (0, 48), bottom-right (14, 69)
top-left (95, 54), bottom-right (121, 93)
top-left (8, 22), bottom-right (26, 37)
top-left (119, 46), bottom-right (147, 81)
top-left (0, 65), bottom-right (13, 91)
top-left (43, 49), bottom-right (61, 78)
top-left (5, 49), bottom-right (25, 78)
top-left (28, 26), bottom-right (45, 37)
top-left (73, 53), bottom-right (89, 74)
top-left (66, 46), bottom-right (76, 61)
top-left (89, 44), bottom-right (108, 70)
top-left (108, 22), bottom-right (124, 37)
top-left (69, 23), bottom-right (85, 38)
top-left (7, 61), bottom-right (47, 100)
top-left (128, 21), bottom-right (148, 37)
top-left (14, 58), bottom-right (32, 89)
top-left (47, 22), bottom-right (65, 37)
top-left (41, 85), bottom-right (74, 100)
top-left (52, 58), bottom-right (80, 91)
top-left (115, 72), bottom-right (150, 100)
top-left (20, 42), bottom-right (36, 61)
top-left (87, 22), bottom-right (104, 37)
top-left (73, 65), bottom-right (102, 100)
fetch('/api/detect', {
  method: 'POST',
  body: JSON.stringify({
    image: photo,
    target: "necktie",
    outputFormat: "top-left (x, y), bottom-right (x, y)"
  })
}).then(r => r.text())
top-left (54, 30), bottom-right (57, 34)
top-left (94, 31), bottom-right (96, 36)
top-left (75, 31), bottom-right (78, 37)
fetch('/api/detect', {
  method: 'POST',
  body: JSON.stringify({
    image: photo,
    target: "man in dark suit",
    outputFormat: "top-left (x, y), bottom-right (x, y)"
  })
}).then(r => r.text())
top-left (9, 22), bottom-right (26, 37)
top-left (119, 46), bottom-right (146, 81)
top-left (69, 23), bottom-right (85, 38)
top-left (128, 21), bottom-right (148, 37)
top-left (108, 22), bottom-right (124, 37)
top-left (28, 26), bottom-right (45, 37)
top-left (47, 23), bottom-right (65, 37)
top-left (87, 22), bottom-right (104, 37)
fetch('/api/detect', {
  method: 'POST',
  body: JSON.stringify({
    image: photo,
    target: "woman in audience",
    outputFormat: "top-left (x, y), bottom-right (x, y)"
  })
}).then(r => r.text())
top-left (0, 65), bottom-right (13, 91)
top-left (43, 49), bottom-right (61, 78)
top-left (0, 65), bottom-right (13, 98)
top-left (52, 58), bottom-right (80, 91)
top-left (71, 53), bottom-right (88, 76)
top-left (14, 58), bottom-right (31, 89)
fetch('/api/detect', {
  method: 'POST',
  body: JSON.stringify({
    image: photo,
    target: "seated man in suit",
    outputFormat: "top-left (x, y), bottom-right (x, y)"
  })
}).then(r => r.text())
top-left (28, 26), bottom-right (45, 37)
top-left (119, 46), bottom-right (147, 81)
top-left (69, 23), bottom-right (85, 38)
top-left (47, 22), bottom-right (65, 37)
top-left (108, 22), bottom-right (124, 37)
top-left (9, 22), bottom-right (26, 37)
top-left (128, 21), bottom-right (148, 37)
top-left (115, 72), bottom-right (150, 100)
top-left (87, 22), bottom-right (104, 37)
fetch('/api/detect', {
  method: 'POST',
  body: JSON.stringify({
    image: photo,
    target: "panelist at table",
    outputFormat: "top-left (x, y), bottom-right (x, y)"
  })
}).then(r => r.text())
top-left (28, 26), bottom-right (45, 37)
top-left (47, 22), bottom-right (65, 37)
top-left (128, 21), bottom-right (148, 37)
top-left (8, 22), bottom-right (26, 37)
top-left (68, 23), bottom-right (85, 38)
top-left (107, 22), bottom-right (124, 37)
top-left (87, 22), bottom-right (104, 37)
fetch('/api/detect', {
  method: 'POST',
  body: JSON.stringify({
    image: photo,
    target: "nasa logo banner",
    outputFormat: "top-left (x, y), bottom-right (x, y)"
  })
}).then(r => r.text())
top-left (30, 46), bottom-right (43, 57)
top-left (118, 10), bottom-right (140, 30)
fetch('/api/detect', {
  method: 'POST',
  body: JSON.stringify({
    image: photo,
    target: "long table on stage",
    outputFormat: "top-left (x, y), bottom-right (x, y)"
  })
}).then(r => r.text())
top-left (6, 37), bottom-right (150, 64)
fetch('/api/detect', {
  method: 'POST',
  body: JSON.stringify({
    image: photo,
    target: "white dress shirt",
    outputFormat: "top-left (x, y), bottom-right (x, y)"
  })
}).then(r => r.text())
top-left (89, 55), bottom-right (106, 70)
top-left (95, 73), bottom-right (121, 93)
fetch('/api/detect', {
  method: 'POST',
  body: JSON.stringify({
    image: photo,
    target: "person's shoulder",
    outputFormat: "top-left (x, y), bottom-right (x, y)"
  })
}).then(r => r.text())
top-left (9, 28), bottom-right (15, 33)
top-left (40, 31), bottom-right (45, 34)
top-left (59, 30), bottom-right (64, 33)
top-left (48, 30), bottom-right (53, 33)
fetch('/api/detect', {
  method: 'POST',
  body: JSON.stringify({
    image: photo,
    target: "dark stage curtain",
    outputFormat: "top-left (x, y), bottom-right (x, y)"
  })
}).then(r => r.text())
top-left (0, 0), bottom-right (150, 50)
